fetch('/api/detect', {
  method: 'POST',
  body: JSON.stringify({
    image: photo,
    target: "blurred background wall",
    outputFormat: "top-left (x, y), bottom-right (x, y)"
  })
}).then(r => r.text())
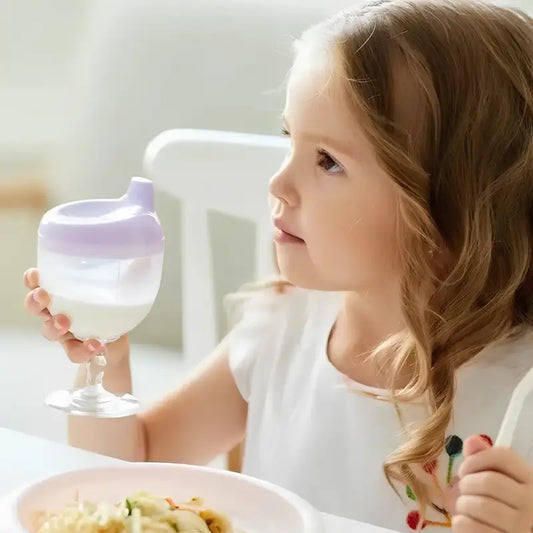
top-left (0, 0), bottom-right (531, 440)
top-left (0, 0), bottom-right (338, 348)
top-left (1, 0), bottom-right (530, 346)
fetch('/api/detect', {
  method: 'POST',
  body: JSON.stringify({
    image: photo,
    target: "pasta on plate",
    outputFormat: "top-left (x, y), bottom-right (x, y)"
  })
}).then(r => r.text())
top-left (33, 491), bottom-right (237, 533)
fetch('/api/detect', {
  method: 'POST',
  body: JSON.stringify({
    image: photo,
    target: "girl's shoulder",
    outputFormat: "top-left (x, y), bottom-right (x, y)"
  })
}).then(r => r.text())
top-left (461, 325), bottom-right (533, 374)
top-left (456, 325), bottom-right (533, 399)
top-left (225, 285), bottom-right (341, 401)
top-left (452, 326), bottom-right (533, 459)
top-left (224, 282), bottom-right (340, 332)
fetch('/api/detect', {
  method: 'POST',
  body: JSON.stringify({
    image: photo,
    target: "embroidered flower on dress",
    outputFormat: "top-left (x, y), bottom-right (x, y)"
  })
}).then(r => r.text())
top-left (405, 433), bottom-right (493, 530)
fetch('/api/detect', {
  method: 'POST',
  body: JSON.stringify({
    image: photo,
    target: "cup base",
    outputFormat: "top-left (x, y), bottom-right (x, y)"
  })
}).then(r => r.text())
top-left (46, 386), bottom-right (140, 418)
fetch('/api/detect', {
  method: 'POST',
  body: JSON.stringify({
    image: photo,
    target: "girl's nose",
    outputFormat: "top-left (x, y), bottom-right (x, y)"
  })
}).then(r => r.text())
top-left (269, 159), bottom-right (299, 209)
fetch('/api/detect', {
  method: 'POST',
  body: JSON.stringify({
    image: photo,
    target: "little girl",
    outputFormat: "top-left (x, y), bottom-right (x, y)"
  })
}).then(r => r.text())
top-left (23, 0), bottom-right (533, 531)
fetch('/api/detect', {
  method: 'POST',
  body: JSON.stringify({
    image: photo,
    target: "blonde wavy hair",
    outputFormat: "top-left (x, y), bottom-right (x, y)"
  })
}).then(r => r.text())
top-left (293, 0), bottom-right (533, 516)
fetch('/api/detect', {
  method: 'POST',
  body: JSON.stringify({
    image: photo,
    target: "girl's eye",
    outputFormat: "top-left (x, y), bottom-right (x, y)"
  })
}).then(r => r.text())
top-left (280, 127), bottom-right (343, 175)
top-left (317, 149), bottom-right (343, 174)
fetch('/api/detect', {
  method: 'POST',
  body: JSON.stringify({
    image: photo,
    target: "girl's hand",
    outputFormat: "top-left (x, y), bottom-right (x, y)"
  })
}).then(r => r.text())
top-left (452, 435), bottom-right (533, 532)
top-left (23, 267), bottom-right (103, 362)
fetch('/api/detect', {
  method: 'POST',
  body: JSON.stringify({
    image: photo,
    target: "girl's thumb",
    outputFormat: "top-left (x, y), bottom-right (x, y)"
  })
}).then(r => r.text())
top-left (463, 434), bottom-right (492, 457)
top-left (447, 435), bottom-right (493, 516)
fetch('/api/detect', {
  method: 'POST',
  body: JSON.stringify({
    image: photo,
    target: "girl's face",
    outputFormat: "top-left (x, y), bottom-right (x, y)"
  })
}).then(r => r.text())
top-left (269, 59), bottom-right (402, 292)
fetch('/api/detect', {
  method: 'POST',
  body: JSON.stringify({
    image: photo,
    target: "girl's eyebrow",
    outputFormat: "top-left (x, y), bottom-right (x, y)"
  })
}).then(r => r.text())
top-left (282, 116), bottom-right (356, 159)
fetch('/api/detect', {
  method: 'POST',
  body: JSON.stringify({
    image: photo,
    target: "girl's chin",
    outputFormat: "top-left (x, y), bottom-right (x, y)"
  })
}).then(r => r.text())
top-left (277, 258), bottom-right (356, 292)
top-left (277, 259), bottom-right (329, 291)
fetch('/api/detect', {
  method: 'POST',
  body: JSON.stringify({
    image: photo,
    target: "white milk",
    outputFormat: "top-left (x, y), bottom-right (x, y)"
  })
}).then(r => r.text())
top-left (49, 294), bottom-right (153, 342)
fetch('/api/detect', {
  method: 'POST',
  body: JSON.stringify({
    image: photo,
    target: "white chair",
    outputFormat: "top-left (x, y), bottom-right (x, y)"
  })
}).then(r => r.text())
top-left (143, 129), bottom-right (290, 366)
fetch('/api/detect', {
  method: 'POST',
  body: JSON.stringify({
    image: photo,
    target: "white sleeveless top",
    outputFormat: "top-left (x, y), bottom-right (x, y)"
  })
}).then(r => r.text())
top-left (227, 288), bottom-right (533, 532)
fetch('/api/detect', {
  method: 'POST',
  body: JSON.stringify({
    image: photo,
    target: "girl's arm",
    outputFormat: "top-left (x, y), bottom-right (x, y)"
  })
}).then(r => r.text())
top-left (68, 334), bottom-right (248, 464)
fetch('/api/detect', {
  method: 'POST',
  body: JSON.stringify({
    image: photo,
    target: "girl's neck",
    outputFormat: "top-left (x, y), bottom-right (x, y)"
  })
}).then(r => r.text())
top-left (327, 284), bottom-right (407, 388)
top-left (343, 288), bottom-right (404, 342)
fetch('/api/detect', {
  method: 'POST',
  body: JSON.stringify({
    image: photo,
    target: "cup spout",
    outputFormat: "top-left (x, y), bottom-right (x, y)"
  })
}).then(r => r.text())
top-left (124, 177), bottom-right (154, 211)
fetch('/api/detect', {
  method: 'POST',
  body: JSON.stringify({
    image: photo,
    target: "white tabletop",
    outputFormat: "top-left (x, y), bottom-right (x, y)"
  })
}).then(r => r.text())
top-left (0, 428), bottom-right (396, 532)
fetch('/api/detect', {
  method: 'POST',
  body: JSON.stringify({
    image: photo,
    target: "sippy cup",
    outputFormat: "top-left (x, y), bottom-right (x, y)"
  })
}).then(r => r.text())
top-left (37, 177), bottom-right (164, 417)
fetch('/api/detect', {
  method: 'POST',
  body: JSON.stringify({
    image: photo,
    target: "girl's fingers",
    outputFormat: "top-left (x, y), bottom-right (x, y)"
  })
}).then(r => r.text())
top-left (455, 495), bottom-right (516, 533)
top-left (458, 471), bottom-right (523, 510)
top-left (459, 447), bottom-right (530, 484)
top-left (42, 315), bottom-right (71, 341)
top-left (452, 514), bottom-right (504, 533)
top-left (23, 267), bottom-right (102, 365)
top-left (24, 288), bottom-right (52, 318)
top-left (61, 336), bottom-right (100, 364)
top-left (23, 268), bottom-right (39, 290)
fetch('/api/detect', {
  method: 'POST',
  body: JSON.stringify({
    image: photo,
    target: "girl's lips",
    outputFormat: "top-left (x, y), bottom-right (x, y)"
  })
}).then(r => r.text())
top-left (273, 227), bottom-right (305, 244)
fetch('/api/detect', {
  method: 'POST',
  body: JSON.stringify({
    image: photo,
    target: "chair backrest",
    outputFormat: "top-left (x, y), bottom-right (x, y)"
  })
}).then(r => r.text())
top-left (144, 129), bottom-right (289, 363)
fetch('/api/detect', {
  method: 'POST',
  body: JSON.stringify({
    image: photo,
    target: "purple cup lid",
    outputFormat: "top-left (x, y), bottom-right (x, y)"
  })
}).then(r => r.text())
top-left (38, 177), bottom-right (165, 259)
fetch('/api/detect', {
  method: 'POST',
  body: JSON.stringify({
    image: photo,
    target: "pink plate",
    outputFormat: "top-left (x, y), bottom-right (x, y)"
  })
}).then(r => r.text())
top-left (4, 462), bottom-right (324, 533)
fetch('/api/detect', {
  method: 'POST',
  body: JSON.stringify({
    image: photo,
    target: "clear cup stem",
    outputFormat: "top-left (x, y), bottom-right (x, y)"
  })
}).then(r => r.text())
top-left (46, 344), bottom-right (140, 418)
